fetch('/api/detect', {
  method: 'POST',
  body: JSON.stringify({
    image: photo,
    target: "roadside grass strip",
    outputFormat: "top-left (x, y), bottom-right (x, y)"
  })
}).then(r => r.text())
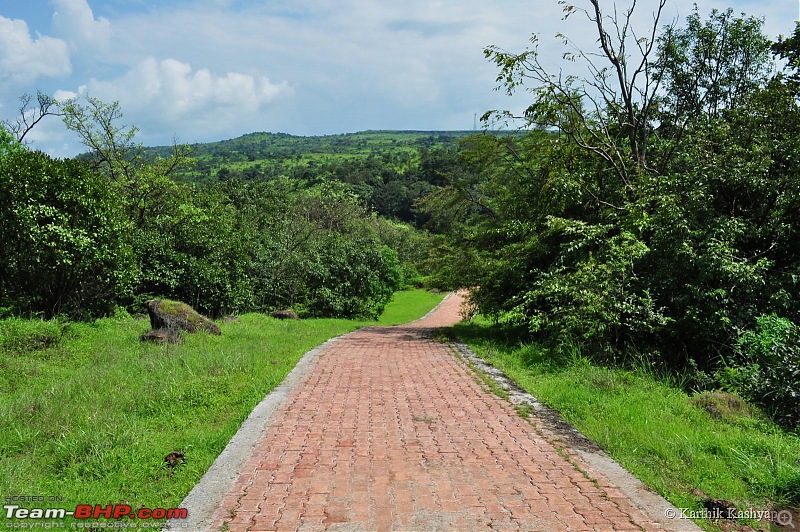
top-left (0, 289), bottom-right (442, 525)
top-left (453, 318), bottom-right (800, 531)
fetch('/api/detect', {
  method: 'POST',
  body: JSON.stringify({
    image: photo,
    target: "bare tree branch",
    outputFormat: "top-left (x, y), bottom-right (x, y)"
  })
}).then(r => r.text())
top-left (1, 91), bottom-right (63, 143)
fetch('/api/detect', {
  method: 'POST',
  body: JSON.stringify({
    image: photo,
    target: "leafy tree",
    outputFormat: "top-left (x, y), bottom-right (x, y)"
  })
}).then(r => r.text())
top-left (0, 151), bottom-right (134, 318)
top-left (0, 125), bottom-right (24, 158)
top-left (55, 97), bottom-right (258, 317)
top-left (772, 22), bottom-right (800, 94)
top-left (484, 0), bottom-right (669, 181)
top-left (207, 178), bottom-right (402, 319)
top-left (432, 3), bottom-right (798, 387)
top-left (657, 8), bottom-right (772, 121)
top-left (59, 97), bottom-right (193, 227)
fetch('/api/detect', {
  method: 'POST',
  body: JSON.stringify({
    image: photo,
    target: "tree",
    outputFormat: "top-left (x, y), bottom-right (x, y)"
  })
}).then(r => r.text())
top-left (656, 8), bottom-right (772, 121)
top-left (59, 97), bottom-right (193, 227)
top-left (1, 91), bottom-right (61, 144)
top-left (484, 0), bottom-right (670, 184)
top-left (772, 22), bottom-right (800, 94)
top-left (431, 3), bottom-right (795, 379)
top-left (0, 151), bottom-right (134, 318)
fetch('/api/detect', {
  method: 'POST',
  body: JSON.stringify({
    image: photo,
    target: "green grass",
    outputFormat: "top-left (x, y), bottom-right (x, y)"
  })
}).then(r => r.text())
top-left (453, 318), bottom-right (800, 531)
top-left (0, 289), bottom-right (441, 525)
top-left (375, 289), bottom-right (446, 325)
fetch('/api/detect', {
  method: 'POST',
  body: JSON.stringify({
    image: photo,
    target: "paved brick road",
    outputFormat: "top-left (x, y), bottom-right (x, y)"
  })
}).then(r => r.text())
top-left (207, 292), bottom-right (674, 531)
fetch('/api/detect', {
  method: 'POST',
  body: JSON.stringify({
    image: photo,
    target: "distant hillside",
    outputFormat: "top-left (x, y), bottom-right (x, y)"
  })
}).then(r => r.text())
top-left (144, 130), bottom-right (479, 184)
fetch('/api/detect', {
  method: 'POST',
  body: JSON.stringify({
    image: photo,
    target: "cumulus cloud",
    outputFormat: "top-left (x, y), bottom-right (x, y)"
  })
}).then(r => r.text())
top-left (0, 15), bottom-right (71, 88)
top-left (68, 57), bottom-right (293, 138)
top-left (51, 0), bottom-right (112, 52)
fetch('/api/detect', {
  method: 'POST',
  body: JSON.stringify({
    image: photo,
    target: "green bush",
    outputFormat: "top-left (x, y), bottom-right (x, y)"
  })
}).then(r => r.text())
top-left (132, 189), bottom-right (255, 317)
top-left (718, 315), bottom-right (800, 430)
top-left (305, 239), bottom-right (401, 319)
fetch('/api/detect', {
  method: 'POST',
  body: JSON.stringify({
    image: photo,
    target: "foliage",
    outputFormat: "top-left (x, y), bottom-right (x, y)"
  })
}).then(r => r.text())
top-left (426, 6), bottom-right (800, 428)
top-left (144, 130), bottom-right (491, 229)
top-left (131, 185), bottom-right (255, 316)
top-left (484, 0), bottom-right (669, 179)
top-left (0, 125), bottom-right (24, 158)
top-left (657, 8), bottom-right (772, 121)
top-left (513, 219), bottom-right (668, 351)
top-left (216, 179), bottom-right (402, 318)
top-left (370, 216), bottom-right (437, 288)
top-left (0, 98), bottom-right (409, 320)
top-left (0, 317), bottom-right (67, 353)
top-left (718, 316), bottom-right (800, 430)
top-left (772, 22), bottom-right (800, 94)
top-left (0, 150), bottom-right (135, 319)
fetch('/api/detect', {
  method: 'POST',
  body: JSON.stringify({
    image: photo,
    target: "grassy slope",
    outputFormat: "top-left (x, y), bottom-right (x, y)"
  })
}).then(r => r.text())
top-left (454, 319), bottom-right (800, 531)
top-left (376, 289), bottom-right (446, 325)
top-left (0, 289), bottom-right (442, 522)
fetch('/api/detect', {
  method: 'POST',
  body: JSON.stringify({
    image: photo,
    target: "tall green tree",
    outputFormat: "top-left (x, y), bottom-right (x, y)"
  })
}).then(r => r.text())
top-left (0, 151), bottom-right (134, 318)
top-left (433, 4), bottom-right (794, 367)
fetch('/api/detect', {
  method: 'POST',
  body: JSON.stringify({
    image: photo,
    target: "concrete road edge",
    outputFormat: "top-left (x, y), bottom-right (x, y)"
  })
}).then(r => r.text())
top-left (164, 336), bottom-right (342, 531)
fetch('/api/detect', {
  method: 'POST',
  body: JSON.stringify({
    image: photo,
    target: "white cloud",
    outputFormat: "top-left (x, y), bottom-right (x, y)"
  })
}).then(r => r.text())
top-left (50, 0), bottom-right (112, 52)
top-left (53, 88), bottom-right (81, 102)
top-left (0, 15), bottom-right (71, 88)
top-left (67, 56), bottom-right (293, 140)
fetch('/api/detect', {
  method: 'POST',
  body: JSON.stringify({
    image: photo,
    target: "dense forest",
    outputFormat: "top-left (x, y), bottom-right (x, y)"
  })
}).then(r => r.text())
top-left (1, 114), bottom-right (485, 320)
top-left (2, 5), bottom-right (800, 434)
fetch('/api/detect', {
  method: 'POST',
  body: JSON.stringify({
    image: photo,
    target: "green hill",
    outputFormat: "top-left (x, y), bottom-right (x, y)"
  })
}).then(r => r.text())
top-left (146, 130), bottom-right (478, 184)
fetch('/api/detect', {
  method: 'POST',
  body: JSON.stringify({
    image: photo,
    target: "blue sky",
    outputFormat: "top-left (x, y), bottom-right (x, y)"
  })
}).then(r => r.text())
top-left (1, 0), bottom-right (797, 156)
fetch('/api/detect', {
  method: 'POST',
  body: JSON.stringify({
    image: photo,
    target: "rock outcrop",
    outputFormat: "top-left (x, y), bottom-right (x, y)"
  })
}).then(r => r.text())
top-left (270, 309), bottom-right (300, 320)
top-left (145, 299), bottom-right (221, 335)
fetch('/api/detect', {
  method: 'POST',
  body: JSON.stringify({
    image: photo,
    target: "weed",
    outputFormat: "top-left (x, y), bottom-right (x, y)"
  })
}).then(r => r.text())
top-left (514, 404), bottom-right (533, 419)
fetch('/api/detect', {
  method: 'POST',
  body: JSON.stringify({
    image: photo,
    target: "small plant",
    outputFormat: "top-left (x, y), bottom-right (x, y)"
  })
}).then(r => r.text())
top-left (514, 403), bottom-right (533, 419)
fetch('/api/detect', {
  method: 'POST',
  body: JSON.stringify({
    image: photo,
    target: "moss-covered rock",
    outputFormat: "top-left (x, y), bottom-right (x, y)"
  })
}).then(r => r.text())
top-left (146, 300), bottom-right (221, 335)
top-left (270, 309), bottom-right (299, 320)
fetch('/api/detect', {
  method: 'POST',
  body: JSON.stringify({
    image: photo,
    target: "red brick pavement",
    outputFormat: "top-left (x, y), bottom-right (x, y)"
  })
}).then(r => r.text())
top-left (208, 292), bottom-right (666, 531)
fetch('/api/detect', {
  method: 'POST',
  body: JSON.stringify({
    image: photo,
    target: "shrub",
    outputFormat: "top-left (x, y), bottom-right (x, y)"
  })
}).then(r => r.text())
top-left (717, 315), bottom-right (800, 430)
top-left (0, 318), bottom-right (67, 353)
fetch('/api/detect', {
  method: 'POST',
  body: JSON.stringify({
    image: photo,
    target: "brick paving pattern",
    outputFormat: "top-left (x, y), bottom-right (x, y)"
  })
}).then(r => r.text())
top-left (209, 292), bottom-right (665, 530)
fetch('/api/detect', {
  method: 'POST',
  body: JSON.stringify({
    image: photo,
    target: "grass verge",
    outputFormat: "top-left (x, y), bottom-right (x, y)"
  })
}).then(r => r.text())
top-left (0, 289), bottom-right (442, 525)
top-left (375, 289), bottom-right (446, 325)
top-left (453, 318), bottom-right (800, 531)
